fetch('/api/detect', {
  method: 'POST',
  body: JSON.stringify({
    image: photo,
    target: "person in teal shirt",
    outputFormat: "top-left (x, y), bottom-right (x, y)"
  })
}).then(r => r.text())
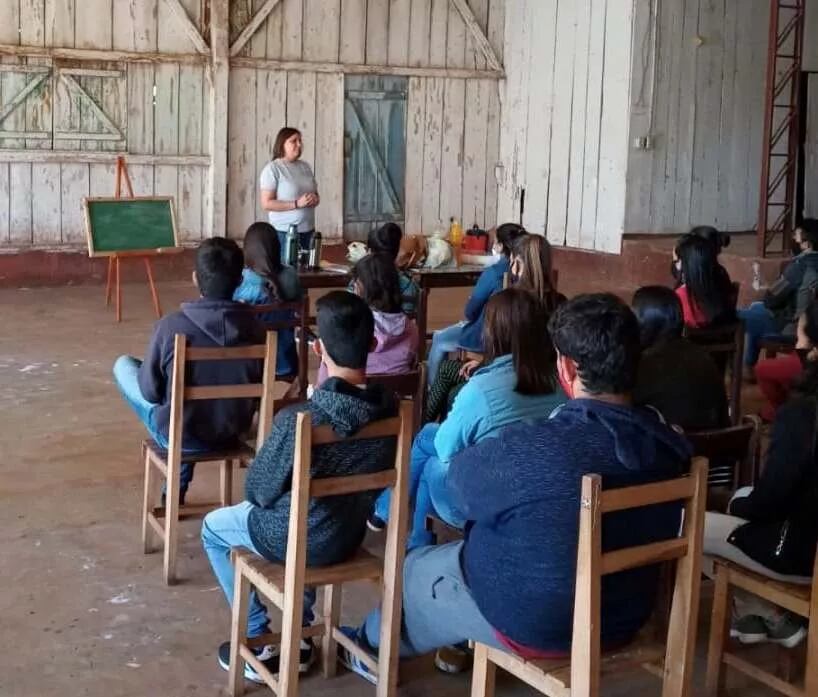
top-left (372, 288), bottom-right (567, 547)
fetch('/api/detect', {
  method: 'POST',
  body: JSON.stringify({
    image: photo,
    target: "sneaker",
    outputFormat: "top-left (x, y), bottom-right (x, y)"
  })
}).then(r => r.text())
top-left (336, 626), bottom-right (377, 685)
top-left (730, 615), bottom-right (768, 644)
top-left (217, 639), bottom-right (315, 683)
top-left (366, 514), bottom-right (386, 533)
top-left (766, 612), bottom-right (808, 649)
top-left (434, 643), bottom-right (473, 673)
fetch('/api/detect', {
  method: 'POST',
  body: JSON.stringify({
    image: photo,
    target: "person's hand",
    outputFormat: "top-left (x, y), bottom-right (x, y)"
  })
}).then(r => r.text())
top-left (459, 359), bottom-right (482, 379)
top-left (296, 193), bottom-right (313, 208)
top-left (308, 192), bottom-right (320, 206)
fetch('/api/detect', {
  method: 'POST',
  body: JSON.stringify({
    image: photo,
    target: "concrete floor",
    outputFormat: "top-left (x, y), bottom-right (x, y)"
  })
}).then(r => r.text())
top-left (0, 279), bottom-right (784, 696)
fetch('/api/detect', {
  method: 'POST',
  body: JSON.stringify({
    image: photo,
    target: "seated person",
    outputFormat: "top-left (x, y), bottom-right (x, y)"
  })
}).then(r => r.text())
top-left (671, 232), bottom-right (736, 329)
top-left (360, 222), bottom-right (419, 315)
top-left (632, 285), bottom-right (729, 432)
top-left (426, 223), bottom-right (527, 387)
top-left (754, 303), bottom-right (818, 420)
top-left (113, 238), bottom-right (265, 503)
top-left (337, 294), bottom-right (691, 679)
top-left (703, 300), bottom-right (818, 648)
top-left (201, 291), bottom-right (399, 682)
top-left (738, 219), bottom-right (818, 372)
top-left (317, 253), bottom-right (418, 385)
top-left (234, 222), bottom-right (304, 377)
top-left (369, 288), bottom-right (567, 547)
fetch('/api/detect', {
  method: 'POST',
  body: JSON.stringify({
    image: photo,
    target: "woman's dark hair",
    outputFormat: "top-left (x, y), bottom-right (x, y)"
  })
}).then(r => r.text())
top-left (512, 234), bottom-right (562, 313)
top-left (482, 288), bottom-right (557, 396)
top-left (795, 299), bottom-right (818, 396)
top-left (243, 222), bottom-right (285, 300)
top-left (691, 225), bottom-right (730, 255)
top-left (675, 233), bottom-right (734, 324)
top-left (549, 293), bottom-right (642, 395)
top-left (352, 253), bottom-right (403, 314)
top-left (367, 223), bottom-right (403, 260)
top-left (272, 127), bottom-right (301, 160)
top-left (495, 223), bottom-right (527, 256)
top-left (632, 285), bottom-right (684, 348)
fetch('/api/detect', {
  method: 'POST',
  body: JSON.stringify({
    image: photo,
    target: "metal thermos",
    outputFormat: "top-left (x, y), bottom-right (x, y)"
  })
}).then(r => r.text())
top-left (285, 224), bottom-right (298, 266)
top-left (308, 232), bottom-right (322, 269)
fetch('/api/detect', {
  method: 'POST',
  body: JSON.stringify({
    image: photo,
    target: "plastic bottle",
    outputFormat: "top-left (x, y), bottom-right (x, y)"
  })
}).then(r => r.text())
top-left (448, 217), bottom-right (463, 247)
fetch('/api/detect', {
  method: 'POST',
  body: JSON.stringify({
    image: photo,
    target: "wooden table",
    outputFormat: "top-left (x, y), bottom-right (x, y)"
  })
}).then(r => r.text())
top-left (297, 263), bottom-right (486, 362)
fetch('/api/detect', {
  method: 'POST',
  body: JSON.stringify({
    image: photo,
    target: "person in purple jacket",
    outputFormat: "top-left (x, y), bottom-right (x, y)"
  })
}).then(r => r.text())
top-left (316, 253), bottom-right (418, 385)
top-left (336, 294), bottom-right (691, 684)
top-left (113, 238), bottom-right (266, 503)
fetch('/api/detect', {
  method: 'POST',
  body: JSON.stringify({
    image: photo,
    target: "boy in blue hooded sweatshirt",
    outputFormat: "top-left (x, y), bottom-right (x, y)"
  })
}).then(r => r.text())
top-left (113, 238), bottom-right (266, 502)
top-left (338, 293), bottom-right (692, 682)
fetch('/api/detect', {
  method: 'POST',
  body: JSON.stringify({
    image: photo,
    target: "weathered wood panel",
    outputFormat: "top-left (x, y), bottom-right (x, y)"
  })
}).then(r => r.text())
top-left (314, 72), bottom-right (344, 239)
top-left (60, 163), bottom-right (90, 243)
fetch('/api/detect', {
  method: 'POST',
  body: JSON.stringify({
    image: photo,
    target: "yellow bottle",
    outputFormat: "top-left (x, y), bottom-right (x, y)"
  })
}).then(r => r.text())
top-left (448, 217), bottom-right (463, 247)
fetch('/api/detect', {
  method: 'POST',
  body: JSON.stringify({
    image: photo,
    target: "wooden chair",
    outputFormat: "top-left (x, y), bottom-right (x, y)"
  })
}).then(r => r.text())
top-left (249, 297), bottom-right (309, 399)
top-left (686, 416), bottom-right (761, 509)
top-left (705, 547), bottom-right (818, 697)
top-left (227, 401), bottom-right (413, 697)
top-left (366, 364), bottom-right (426, 437)
top-left (470, 458), bottom-right (708, 697)
top-left (685, 321), bottom-right (745, 424)
top-left (142, 332), bottom-right (278, 585)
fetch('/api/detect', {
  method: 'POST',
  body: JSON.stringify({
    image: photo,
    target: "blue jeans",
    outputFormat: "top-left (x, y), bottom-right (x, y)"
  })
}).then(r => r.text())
top-left (361, 542), bottom-right (504, 657)
top-left (113, 355), bottom-right (196, 488)
top-left (427, 322), bottom-right (465, 388)
top-left (202, 501), bottom-right (316, 637)
top-left (737, 302), bottom-right (780, 366)
top-left (373, 423), bottom-right (463, 550)
top-left (276, 229), bottom-right (314, 265)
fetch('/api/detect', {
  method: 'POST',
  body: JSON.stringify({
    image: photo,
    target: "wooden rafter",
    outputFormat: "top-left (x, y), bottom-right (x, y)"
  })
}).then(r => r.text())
top-left (162, 0), bottom-right (210, 55)
top-left (449, 0), bottom-right (503, 72)
top-left (230, 0), bottom-right (282, 57)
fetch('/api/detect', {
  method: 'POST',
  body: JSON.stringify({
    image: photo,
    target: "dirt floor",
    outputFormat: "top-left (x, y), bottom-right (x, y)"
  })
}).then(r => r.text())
top-left (0, 279), bottom-right (787, 696)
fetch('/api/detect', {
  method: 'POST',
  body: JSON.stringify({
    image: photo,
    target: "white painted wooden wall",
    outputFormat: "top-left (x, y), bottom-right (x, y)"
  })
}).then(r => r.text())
top-left (625, 0), bottom-right (769, 235)
top-left (496, 0), bottom-right (636, 254)
top-left (0, 0), bottom-right (504, 250)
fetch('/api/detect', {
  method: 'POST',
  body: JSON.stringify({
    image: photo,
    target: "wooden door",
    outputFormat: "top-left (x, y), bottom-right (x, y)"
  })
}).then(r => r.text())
top-left (343, 75), bottom-right (407, 240)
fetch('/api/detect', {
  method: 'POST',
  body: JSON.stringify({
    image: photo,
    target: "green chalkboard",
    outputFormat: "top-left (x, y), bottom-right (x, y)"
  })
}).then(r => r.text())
top-left (84, 197), bottom-right (179, 257)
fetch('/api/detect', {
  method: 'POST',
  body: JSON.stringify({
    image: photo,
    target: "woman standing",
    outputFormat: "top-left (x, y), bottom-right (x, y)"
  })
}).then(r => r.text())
top-left (259, 127), bottom-right (320, 260)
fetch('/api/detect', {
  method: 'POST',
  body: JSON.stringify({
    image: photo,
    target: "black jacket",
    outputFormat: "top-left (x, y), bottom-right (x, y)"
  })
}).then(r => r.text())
top-left (729, 396), bottom-right (818, 576)
top-left (138, 298), bottom-right (266, 450)
top-left (764, 250), bottom-right (818, 333)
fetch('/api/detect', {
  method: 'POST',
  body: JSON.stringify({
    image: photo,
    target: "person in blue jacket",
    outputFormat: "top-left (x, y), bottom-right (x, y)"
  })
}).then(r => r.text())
top-left (233, 222), bottom-right (304, 378)
top-left (370, 288), bottom-right (566, 547)
top-left (425, 223), bottom-right (527, 387)
top-left (337, 294), bottom-right (691, 682)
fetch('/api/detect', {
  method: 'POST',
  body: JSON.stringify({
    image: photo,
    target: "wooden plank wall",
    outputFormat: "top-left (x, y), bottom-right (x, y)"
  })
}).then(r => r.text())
top-left (496, 0), bottom-right (635, 254)
top-left (625, 0), bottom-right (769, 235)
top-left (226, 0), bottom-right (504, 240)
top-left (0, 0), bottom-right (210, 248)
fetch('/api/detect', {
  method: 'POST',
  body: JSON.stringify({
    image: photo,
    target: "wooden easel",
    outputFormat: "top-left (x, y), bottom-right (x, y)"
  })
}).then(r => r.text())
top-left (105, 156), bottom-right (163, 322)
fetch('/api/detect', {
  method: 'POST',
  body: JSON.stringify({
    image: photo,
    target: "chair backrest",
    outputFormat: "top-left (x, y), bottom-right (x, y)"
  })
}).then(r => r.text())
top-left (684, 321), bottom-right (745, 424)
top-left (281, 401), bottom-right (413, 658)
top-left (248, 297), bottom-right (310, 397)
top-left (686, 416), bottom-right (760, 491)
top-left (366, 365), bottom-right (426, 436)
top-left (167, 331), bottom-right (278, 457)
top-left (570, 458), bottom-right (708, 696)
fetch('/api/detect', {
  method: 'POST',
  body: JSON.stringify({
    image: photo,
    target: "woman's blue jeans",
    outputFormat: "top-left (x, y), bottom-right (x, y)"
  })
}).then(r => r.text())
top-left (737, 302), bottom-right (781, 367)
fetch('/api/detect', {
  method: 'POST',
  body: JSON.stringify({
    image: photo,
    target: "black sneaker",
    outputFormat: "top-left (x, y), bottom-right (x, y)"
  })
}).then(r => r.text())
top-left (366, 513), bottom-right (386, 533)
top-left (217, 639), bottom-right (315, 683)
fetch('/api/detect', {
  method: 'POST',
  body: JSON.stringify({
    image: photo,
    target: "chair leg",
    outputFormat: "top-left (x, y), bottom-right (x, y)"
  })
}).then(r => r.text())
top-left (322, 584), bottom-right (342, 678)
top-left (705, 567), bottom-right (732, 697)
top-left (470, 643), bottom-right (497, 697)
top-left (805, 601), bottom-right (818, 695)
top-left (163, 459), bottom-right (181, 585)
top-left (229, 558), bottom-right (250, 697)
top-left (220, 459), bottom-right (233, 507)
top-left (141, 444), bottom-right (154, 554)
top-left (277, 591), bottom-right (304, 697)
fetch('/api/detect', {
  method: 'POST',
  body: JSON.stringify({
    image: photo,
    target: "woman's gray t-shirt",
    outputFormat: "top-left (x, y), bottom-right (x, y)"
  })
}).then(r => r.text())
top-left (259, 158), bottom-right (318, 232)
